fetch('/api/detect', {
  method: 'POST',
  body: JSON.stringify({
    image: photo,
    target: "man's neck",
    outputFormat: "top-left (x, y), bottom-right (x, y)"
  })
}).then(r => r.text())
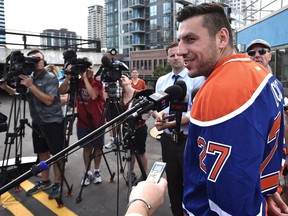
top-left (172, 67), bottom-right (185, 75)
top-left (34, 69), bottom-right (43, 77)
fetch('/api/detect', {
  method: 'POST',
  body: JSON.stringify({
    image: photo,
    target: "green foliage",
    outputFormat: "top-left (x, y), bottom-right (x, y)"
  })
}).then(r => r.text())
top-left (153, 65), bottom-right (172, 78)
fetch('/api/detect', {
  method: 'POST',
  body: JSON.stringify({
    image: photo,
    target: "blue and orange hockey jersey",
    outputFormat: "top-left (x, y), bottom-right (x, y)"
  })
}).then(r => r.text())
top-left (183, 54), bottom-right (285, 215)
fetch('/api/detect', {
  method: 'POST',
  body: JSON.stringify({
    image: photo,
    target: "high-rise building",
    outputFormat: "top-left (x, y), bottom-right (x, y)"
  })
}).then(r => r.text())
top-left (0, 0), bottom-right (6, 45)
top-left (105, 0), bottom-right (192, 66)
top-left (88, 4), bottom-right (106, 49)
top-left (40, 28), bottom-right (81, 50)
top-left (228, 0), bottom-right (258, 24)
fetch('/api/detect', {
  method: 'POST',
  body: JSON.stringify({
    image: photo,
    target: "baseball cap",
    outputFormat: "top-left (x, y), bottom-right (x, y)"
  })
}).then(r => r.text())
top-left (246, 39), bottom-right (271, 52)
top-left (122, 72), bottom-right (131, 79)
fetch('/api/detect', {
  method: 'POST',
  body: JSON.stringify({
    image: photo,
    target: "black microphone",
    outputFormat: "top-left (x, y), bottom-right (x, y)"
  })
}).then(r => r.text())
top-left (94, 56), bottom-right (111, 78)
top-left (191, 87), bottom-right (200, 102)
top-left (135, 89), bottom-right (154, 99)
top-left (169, 81), bottom-right (188, 145)
top-left (175, 80), bottom-right (187, 101)
top-left (101, 55), bottom-right (129, 71)
top-left (101, 55), bottom-right (112, 67)
top-left (164, 85), bottom-right (183, 102)
top-left (130, 85), bottom-right (183, 119)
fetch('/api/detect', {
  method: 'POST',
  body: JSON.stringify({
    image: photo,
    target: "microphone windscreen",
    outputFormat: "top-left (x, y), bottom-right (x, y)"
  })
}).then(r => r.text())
top-left (135, 89), bottom-right (154, 99)
top-left (164, 85), bottom-right (183, 101)
top-left (175, 80), bottom-right (187, 101)
top-left (101, 56), bottom-right (111, 67)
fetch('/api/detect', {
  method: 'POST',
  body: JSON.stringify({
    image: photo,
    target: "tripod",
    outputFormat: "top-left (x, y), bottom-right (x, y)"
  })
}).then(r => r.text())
top-left (0, 93), bottom-right (36, 189)
top-left (64, 80), bottom-right (115, 203)
top-left (0, 95), bottom-right (156, 216)
top-left (123, 108), bottom-right (147, 197)
top-left (76, 95), bottom-right (123, 203)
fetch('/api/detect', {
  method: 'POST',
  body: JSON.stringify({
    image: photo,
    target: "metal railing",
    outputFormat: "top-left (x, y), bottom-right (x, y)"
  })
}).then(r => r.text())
top-left (0, 30), bottom-right (101, 52)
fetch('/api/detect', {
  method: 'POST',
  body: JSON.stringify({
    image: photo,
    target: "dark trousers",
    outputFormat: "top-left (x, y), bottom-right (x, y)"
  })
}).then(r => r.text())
top-left (160, 133), bottom-right (186, 216)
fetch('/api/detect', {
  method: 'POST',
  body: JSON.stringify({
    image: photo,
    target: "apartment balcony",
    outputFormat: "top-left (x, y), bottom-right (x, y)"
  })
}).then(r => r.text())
top-left (130, 28), bottom-right (145, 34)
top-left (130, 15), bottom-right (145, 21)
top-left (129, 0), bottom-right (145, 9)
top-left (131, 42), bottom-right (145, 47)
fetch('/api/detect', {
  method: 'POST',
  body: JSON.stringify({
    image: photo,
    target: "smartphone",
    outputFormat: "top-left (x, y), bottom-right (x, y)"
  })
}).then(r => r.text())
top-left (146, 161), bottom-right (166, 183)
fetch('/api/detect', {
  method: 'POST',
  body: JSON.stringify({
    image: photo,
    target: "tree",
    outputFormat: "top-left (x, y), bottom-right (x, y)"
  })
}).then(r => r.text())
top-left (153, 65), bottom-right (171, 78)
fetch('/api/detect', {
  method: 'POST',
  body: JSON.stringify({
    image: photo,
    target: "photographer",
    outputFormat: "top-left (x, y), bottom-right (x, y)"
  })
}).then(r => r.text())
top-left (0, 50), bottom-right (65, 199)
top-left (59, 59), bottom-right (105, 186)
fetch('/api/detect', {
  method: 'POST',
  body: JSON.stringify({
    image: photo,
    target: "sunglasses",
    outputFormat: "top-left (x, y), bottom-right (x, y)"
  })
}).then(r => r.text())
top-left (247, 48), bottom-right (269, 57)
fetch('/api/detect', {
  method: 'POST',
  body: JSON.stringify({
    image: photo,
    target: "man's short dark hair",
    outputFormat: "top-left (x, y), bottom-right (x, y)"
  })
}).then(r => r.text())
top-left (166, 41), bottom-right (179, 55)
top-left (27, 49), bottom-right (44, 58)
top-left (176, 3), bottom-right (233, 47)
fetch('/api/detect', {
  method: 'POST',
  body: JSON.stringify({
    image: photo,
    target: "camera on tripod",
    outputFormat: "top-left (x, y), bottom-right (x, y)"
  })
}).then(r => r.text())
top-left (96, 48), bottom-right (129, 99)
top-left (63, 50), bottom-right (92, 80)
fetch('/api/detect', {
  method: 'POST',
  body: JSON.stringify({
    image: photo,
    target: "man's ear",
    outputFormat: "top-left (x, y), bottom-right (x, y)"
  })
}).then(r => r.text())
top-left (216, 28), bottom-right (229, 49)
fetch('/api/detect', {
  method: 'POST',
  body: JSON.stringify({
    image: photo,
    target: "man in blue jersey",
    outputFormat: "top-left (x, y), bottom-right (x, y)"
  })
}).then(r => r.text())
top-left (175, 3), bottom-right (288, 215)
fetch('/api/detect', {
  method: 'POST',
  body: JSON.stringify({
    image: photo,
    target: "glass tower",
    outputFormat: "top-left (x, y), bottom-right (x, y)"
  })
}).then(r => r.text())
top-left (0, 0), bottom-right (6, 45)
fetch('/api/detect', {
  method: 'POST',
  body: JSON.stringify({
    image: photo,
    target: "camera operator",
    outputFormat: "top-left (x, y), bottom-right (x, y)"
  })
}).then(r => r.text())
top-left (0, 50), bottom-right (65, 199)
top-left (59, 59), bottom-right (105, 186)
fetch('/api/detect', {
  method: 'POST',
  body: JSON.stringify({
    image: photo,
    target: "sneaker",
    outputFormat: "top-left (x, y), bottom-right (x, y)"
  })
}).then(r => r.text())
top-left (94, 170), bottom-right (102, 184)
top-left (48, 183), bottom-right (61, 199)
top-left (104, 137), bottom-right (115, 149)
top-left (125, 172), bottom-right (137, 186)
top-left (26, 180), bottom-right (52, 196)
top-left (81, 170), bottom-right (94, 186)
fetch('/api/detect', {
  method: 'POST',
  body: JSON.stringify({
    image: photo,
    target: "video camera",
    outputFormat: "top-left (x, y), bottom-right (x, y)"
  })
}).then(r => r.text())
top-left (96, 48), bottom-right (129, 83)
top-left (63, 50), bottom-right (92, 78)
top-left (5, 50), bottom-right (39, 78)
top-left (95, 48), bottom-right (129, 99)
top-left (1, 50), bottom-right (40, 93)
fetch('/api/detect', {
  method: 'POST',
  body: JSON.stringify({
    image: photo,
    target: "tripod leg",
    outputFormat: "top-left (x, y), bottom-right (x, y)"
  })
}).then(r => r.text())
top-left (76, 145), bottom-right (95, 204)
top-left (134, 151), bottom-right (147, 180)
top-left (55, 159), bottom-right (73, 207)
top-left (100, 148), bottom-right (115, 182)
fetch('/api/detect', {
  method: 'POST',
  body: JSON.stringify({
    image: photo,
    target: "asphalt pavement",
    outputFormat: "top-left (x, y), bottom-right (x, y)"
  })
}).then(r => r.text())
top-left (0, 91), bottom-right (173, 216)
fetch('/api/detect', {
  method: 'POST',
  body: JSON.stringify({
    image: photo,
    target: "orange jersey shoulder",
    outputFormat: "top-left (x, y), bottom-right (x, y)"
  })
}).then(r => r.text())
top-left (191, 54), bottom-right (270, 122)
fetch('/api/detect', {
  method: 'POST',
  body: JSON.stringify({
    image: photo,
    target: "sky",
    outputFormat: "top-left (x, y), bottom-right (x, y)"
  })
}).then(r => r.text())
top-left (4, 0), bottom-right (105, 42)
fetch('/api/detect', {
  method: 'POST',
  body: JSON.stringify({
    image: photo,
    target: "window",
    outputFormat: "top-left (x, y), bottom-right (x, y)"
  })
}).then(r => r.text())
top-left (163, 30), bottom-right (171, 41)
top-left (149, 32), bottom-right (157, 43)
top-left (107, 15), bottom-right (114, 25)
top-left (163, 16), bottom-right (171, 28)
top-left (107, 26), bottom-right (114, 37)
top-left (154, 59), bottom-right (157, 67)
top-left (150, 5), bottom-right (157, 17)
top-left (150, 19), bottom-right (157, 30)
top-left (122, 11), bottom-right (129, 20)
top-left (149, 60), bottom-right (152, 70)
top-left (275, 48), bottom-right (288, 88)
top-left (122, 0), bottom-right (128, 8)
top-left (163, 2), bottom-right (171, 14)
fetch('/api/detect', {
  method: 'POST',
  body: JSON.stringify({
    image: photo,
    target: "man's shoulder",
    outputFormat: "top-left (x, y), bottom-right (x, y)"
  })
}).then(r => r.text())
top-left (158, 72), bottom-right (172, 80)
top-left (42, 69), bottom-right (57, 79)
